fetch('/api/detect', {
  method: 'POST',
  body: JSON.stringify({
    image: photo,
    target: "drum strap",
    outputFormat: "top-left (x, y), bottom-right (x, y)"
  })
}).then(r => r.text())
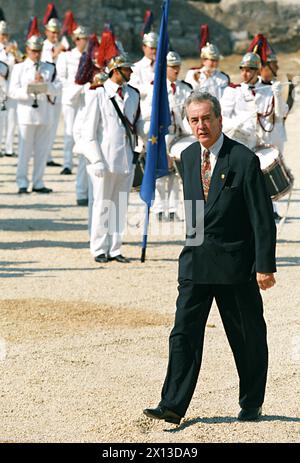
top-left (110, 96), bottom-right (135, 152)
top-left (257, 96), bottom-right (275, 132)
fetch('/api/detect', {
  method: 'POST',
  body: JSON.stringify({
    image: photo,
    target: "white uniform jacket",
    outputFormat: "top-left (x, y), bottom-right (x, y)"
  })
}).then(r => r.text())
top-left (41, 39), bottom-right (55, 63)
top-left (0, 44), bottom-right (15, 105)
top-left (8, 57), bottom-right (61, 125)
top-left (221, 80), bottom-right (288, 150)
top-left (56, 47), bottom-right (83, 106)
top-left (129, 56), bottom-right (155, 100)
top-left (81, 79), bottom-right (145, 174)
top-left (185, 67), bottom-right (229, 99)
top-left (142, 79), bottom-right (193, 149)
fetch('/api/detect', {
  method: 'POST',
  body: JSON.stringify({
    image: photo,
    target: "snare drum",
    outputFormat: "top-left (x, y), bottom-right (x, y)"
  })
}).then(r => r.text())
top-left (169, 135), bottom-right (197, 180)
top-left (254, 144), bottom-right (294, 200)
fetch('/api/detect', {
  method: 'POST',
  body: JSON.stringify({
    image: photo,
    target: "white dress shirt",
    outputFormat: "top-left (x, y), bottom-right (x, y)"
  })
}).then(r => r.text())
top-left (200, 132), bottom-right (224, 174)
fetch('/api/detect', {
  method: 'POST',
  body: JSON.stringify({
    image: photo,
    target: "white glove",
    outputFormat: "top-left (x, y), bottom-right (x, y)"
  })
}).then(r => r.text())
top-left (272, 81), bottom-right (287, 118)
top-left (271, 81), bottom-right (282, 97)
top-left (87, 161), bottom-right (105, 178)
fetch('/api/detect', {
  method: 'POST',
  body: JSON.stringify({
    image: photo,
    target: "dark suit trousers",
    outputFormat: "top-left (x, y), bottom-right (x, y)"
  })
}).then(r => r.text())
top-left (159, 279), bottom-right (268, 417)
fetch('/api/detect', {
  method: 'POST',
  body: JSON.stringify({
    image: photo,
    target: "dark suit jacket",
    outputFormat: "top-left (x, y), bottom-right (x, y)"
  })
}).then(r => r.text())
top-left (179, 134), bottom-right (277, 284)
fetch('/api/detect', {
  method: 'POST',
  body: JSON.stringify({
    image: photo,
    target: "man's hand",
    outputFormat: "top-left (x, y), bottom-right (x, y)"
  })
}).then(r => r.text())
top-left (257, 273), bottom-right (276, 291)
top-left (87, 162), bottom-right (105, 178)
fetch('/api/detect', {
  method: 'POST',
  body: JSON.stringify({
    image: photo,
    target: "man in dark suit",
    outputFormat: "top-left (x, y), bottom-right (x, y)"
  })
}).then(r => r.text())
top-left (144, 91), bottom-right (276, 425)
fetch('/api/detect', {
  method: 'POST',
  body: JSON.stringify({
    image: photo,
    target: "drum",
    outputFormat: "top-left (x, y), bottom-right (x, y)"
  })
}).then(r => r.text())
top-left (254, 144), bottom-right (294, 200)
top-left (169, 135), bottom-right (197, 180)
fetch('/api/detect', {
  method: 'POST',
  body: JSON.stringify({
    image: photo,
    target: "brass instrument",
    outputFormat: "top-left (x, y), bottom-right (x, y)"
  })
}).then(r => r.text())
top-left (5, 40), bottom-right (24, 63)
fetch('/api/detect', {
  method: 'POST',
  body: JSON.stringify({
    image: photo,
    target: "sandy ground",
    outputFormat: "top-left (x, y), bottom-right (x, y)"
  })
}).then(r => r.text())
top-left (0, 56), bottom-right (299, 443)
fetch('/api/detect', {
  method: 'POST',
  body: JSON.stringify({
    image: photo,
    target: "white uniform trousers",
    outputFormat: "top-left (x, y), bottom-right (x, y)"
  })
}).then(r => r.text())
top-left (47, 101), bottom-right (62, 162)
top-left (153, 173), bottom-right (180, 215)
top-left (17, 124), bottom-right (49, 189)
top-left (4, 98), bottom-right (17, 154)
top-left (62, 103), bottom-right (79, 169)
top-left (88, 170), bottom-right (133, 258)
top-left (0, 109), bottom-right (5, 152)
top-left (76, 154), bottom-right (89, 200)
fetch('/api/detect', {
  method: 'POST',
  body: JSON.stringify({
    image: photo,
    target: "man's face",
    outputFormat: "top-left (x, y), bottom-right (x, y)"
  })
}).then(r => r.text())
top-left (143, 44), bottom-right (156, 62)
top-left (261, 61), bottom-right (279, 81)
top-left (0, 33), bottom-right (8, 44)
top-left (167, 65), bottom-right (180, 82)
top-left (187, 100), bottom-right (222, 148)
top-left (75, 37), bottom-right (87, 53)
top-left (202, 58), bottom-right (219, 70)
top-left (45, 29), bottom-right (59, 44)
top-left (26, 47), bottom-right (42, 63)
top-left (240, 66), bottom-right (259, 85)
top-left (115, 66), bottom-right (132, 84)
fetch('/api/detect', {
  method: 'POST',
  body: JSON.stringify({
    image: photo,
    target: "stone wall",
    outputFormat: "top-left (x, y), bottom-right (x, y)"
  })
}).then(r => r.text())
top-left (1, 0), bottom-right (300, 58)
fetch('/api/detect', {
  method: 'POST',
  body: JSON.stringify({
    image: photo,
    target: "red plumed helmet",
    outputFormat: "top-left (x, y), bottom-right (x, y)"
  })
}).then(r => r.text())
top-left (247, 33), bottom-right (269, 66)
top-left (26, 16), bottom-right (41, 39)
top-left (199, 24), bottom-right (209, 51)
top-left (43, 3), bottom-right (59, 25)
top-left (97, 28), bottom-right (119, 68)
top-left (61, 10), bottom-right (78, 36)
top-left (75, 34), bottom-right (100, 85)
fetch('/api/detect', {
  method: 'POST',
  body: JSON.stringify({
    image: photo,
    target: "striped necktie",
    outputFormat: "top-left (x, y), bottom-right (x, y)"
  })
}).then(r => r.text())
top-left (201, 149), bottom-right (211, 201)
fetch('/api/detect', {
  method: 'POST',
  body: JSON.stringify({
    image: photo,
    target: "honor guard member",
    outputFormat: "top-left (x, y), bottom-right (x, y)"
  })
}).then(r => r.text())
top-left (247, 36), bottom-right (289, 221)
top-left (81, 54), bottom-right (145, 263)
top-left (251, 42), bottom-right (289, 154)
top-left (0, 20), bottom-right (18, 157)
top-left (129, 32), bottom-right (158, 101)
top-left (145, 51), bottom-right (193, 221)
top-left (129, 32), bottom-right (158, 165)
top-left (42, 12), bottom-right (64, 167)
top-left (185, 42), bottom-right (229, 99)
top-left (56, 25), bottom-right (88, 174)
top-left (9, 35), bottom-right (62, 194)
top-left (221, 52), bottom-right (288, 151)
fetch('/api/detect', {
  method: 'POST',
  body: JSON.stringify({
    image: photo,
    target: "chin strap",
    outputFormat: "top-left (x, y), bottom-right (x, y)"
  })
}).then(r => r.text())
top-left (118, 68), bottom-right (130, 83)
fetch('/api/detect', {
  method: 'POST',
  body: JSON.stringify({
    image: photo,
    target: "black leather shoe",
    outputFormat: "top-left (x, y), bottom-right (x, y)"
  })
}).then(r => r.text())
top-left (108, 254), bottom-right (130, 263)
top-left (77, 198), bottom-right (88, 206)
top-left (32, 187), bottom-right (53, 194)
top-left (94, 254), bottom-right (108, 263)
top-left (47, 160), bottom-right (62, 167)
top-left (18, 187), bottom-right (29, 194)
top-left (5, 152), bottom-right (17, 157)
top-left (238, 407), bottom-right (262, 421)
top-left (60, 167), bottom-right (72, 175)
top-left (143, 406), bottom-right (181, 425)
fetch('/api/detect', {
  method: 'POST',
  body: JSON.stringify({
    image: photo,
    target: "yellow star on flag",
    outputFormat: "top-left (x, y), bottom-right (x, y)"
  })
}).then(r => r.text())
top-left (148, 135), bottom-right (158, 144)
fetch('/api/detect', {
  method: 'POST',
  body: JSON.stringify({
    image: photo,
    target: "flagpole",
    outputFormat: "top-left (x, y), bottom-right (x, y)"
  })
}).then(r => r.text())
top-left (139, 0), bottom-right (170, 262)
top-left (141, 204), bottom-right (150, 262)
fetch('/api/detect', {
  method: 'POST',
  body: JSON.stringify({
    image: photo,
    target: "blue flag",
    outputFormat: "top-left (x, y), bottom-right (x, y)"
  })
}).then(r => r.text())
top-left (140, 0), bottom-right (171, 207)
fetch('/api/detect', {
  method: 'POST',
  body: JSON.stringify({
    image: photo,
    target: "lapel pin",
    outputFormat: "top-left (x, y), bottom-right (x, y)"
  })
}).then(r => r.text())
top-left (221, 174), bottom-right (225, 180)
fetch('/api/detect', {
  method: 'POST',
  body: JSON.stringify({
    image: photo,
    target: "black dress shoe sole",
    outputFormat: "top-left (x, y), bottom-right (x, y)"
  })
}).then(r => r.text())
top-left (94, 255), bottom-right (108, 263)
top-left (143, 408), bottom-right (181, 425)
top-left (47, 161), bottom-right (62, 167)
top-left (32, 188), bottom-right (53, 194)
top-left (108, 258), bottom-right (130, 263)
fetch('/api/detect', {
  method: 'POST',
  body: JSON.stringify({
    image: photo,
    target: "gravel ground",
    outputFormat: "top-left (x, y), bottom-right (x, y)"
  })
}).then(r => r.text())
top-left (0, 56), bottom-right (299, 443)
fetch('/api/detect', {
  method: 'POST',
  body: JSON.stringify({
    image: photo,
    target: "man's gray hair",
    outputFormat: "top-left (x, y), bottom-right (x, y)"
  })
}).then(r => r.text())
top-left (185, 91), bottom-right (222, 118)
